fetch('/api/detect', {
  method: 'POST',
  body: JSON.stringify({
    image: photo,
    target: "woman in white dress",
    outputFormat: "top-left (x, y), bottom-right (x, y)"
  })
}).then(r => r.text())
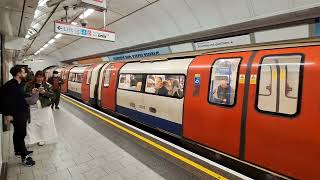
top-left (24, 71), bottom-right (58, 146)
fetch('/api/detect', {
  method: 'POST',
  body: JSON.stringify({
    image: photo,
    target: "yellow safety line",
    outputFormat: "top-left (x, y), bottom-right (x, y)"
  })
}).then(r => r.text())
top-left (61, 96), bottom-right (228, 180)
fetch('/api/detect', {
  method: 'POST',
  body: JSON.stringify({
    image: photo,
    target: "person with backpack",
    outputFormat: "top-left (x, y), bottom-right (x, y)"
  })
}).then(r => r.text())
top-left (0, 66), bottom-right (36, 167)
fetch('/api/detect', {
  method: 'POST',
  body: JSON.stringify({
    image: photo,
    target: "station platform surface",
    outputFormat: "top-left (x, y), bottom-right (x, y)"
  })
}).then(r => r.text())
top-left (6, 95), bottom-right (250, 180)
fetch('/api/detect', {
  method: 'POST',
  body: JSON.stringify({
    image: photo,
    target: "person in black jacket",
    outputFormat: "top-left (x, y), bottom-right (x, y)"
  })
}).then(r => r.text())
top-left (1, 66), bottom-right (36, 167)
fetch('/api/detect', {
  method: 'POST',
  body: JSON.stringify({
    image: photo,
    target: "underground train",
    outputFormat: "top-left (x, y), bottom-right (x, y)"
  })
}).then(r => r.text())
top-left (46, 39), bottom-right (320, 180)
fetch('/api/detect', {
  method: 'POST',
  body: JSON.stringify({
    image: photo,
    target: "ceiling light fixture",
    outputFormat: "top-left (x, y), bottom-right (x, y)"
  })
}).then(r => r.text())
top-left (32, 23), bottom-right (40, 29)
top-left (40, 47), bottom-right (44, 51)
top-left (43, 44), bottom-right (49, 48)
top-left (54, 33), bottom-right (62, 39)
top-left (38, 0), bottom-right (48, 7)
top-left (25, 34), bottom-right (30, 39)
top-left (71, 22), bottom-right (77, 25)
top-left (48, 39), bottom-right (55, 44)
top-left (79, 9), bottom-right (94, 19)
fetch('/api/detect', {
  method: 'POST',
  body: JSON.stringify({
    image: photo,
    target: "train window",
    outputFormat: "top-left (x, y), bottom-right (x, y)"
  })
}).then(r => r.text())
top-left (75, 74), bottom-right (83, 83)
top-left (257, 54), bottom-right (303, 116)
top-left (103, 69), bottom-right (111, 87)
top-left (145, 74), bottom-right (185, 98)
top-left (208, 58), bottom-right (241, 106)
top-left (118, 74), bottom-right (144, 92)
top-left (69, 73), bottom-right (74, 81)
top-left (86, 69), bottom-right (92, 85)
top-left (259, 65), bottom-right (272, 96)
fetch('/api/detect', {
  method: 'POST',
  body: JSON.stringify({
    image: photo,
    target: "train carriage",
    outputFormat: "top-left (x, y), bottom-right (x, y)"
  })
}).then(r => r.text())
top-left (56, 39), bottom-right (320, 179)
top-left (115, 58), bottom-right (192, 135)
top-left (67, 66), bottom-right (88, 99)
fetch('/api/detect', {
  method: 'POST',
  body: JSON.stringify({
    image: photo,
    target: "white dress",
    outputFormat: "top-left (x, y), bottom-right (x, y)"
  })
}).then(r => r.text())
top-left (25, 101), bottom-right (58, 145)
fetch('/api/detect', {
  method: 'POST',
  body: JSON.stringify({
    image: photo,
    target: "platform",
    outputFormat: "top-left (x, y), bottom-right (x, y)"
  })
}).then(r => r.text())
top-left (6, 95), bottom-right (250, 180)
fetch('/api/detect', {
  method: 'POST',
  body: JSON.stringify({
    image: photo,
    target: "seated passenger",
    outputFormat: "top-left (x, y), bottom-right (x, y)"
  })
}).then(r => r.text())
top-left (171, 80), bottom-right (183, 98)
top-left (145, 79), bottom-right (156, 93)
top-left (135, 82), bottom-right (142, 91)
top-left (155, 77), bottom-right (163, 93)
top-left (129, 79), bottom-right (137, 90)
top-left (157, 81), bottom-right (169, 96)
top-left (214, 80), bottom-right (234, 104)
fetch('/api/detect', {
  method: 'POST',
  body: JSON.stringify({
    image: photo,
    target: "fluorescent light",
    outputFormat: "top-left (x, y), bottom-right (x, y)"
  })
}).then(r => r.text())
top-left (48, 39), bottom-right (55, 44)
top-left (71, 22), bottom-right (77, 25)
top-left (39, 0), bottom-right (48, 7)
top-left (54, 33), bottom-right (62, 39)
top-left (25, 34), bottom-right (30, 39)
top-left (43, 44), bottom-right (49, 48)
top-left (32, 23), bottom-right (40, 29)
top-left (39, 47), bottom-right (44, 51)
top-left (79, 9), bottom-right (94, 19)
top-left (34, 10), bottom-right (40, 18)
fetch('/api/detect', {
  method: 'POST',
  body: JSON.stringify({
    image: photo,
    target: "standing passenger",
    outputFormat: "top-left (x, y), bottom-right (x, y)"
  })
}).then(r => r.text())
top-left (0, 66), bottom-right (36, 166)
top-left (48, 71), bottom-right (64, 109)
top-left (25, 71), bottom-right (58, 146)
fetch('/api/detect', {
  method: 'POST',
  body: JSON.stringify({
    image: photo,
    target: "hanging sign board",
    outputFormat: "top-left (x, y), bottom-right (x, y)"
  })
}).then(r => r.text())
top-left (54, 21), bottom-right (115, 41)
top-left (81, 0), bottom-right (107, 9)
top-left (194, 35), bottom-right (251, 50)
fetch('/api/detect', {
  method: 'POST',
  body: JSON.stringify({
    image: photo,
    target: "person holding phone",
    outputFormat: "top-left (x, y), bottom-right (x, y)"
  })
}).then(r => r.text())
top-left (24, 71), bottom-right (58, 146)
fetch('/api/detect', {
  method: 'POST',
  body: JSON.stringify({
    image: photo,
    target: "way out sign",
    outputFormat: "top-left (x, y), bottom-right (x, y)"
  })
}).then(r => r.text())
top-left (54, 21), bottom-right (115, 42)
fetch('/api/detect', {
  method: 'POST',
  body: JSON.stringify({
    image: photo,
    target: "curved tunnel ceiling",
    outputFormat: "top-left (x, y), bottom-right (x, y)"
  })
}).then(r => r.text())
top-left (26, 0), bottom-right (320, 61)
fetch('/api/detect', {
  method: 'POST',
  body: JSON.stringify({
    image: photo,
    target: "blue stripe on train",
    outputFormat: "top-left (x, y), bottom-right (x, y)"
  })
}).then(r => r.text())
top-left (116, 106), bottom-right (182, 135)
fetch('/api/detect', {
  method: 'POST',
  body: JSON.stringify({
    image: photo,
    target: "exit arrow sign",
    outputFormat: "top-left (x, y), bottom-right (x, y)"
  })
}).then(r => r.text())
top-left (54, 21), bottom-right (115, 42)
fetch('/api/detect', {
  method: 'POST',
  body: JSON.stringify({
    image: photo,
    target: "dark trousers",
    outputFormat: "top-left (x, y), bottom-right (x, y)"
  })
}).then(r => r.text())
top-left (53, 90), bottom-right (61, 107)
top-left (12, 119), bottom-right (27, 159)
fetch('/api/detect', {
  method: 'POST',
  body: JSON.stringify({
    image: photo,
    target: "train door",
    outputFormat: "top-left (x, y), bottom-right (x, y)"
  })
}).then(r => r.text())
top-left (183, 52), bottom-right (253, 157)
top-left (245, 46), bottom-right (320, 179)
top-left (101, 62), bottom-right (125, 111)
top-left (61, 66), bottom-right (74, 94)
top-left (82, 66), bottom-right (93, 103)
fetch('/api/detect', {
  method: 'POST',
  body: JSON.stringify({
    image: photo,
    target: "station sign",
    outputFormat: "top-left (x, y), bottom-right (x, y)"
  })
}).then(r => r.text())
top-left (81, 0), bottom-right (107, 9)
top-left (54, 21), bottom-right (115, 42)
top-left (107, 47), bottom-right (171, 61)
top-left (194, 35), bottom-right (251, 50)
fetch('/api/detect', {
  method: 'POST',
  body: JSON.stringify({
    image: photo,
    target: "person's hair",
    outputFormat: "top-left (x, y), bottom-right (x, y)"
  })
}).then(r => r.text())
top-left (120, 77), bottom-right (126, 83)
top-left (53, 71), bottom-right (58, 74)
top-left (32, 71), bottom-right (46, 83)
top-left (162, 80), bottom-right (169, 87)
top-left (156, 77), bottom-right (162, 82)
top-left (130, 79), bottom-right (137, 87)
top-left (172, 79), bottom-right (179, 88)
top-left (10, 66), bottom-right (22, 77)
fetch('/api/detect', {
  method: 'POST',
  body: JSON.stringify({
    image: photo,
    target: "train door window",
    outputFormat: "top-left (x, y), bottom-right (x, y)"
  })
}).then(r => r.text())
top-left (86, 69), bottom-right (92, 85)
top-left (76, 74), bottom-right (83, 83)
top-left (256, 55), bottom-right (303, 116)
top-left (208, 58), bottom-right (241, 106)
top-left (145, 74), bottom-right (185, 98)
top-left (69, 73), bottom-right (74, 81)
top-left (118, 74), bottom-right (144, 92)
top-left (103, 69), bottom-right (111, 87)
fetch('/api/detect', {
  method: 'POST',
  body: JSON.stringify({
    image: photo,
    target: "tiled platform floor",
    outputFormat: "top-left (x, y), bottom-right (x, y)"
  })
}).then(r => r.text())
top-left (6, 100), bottom-right (212, 180)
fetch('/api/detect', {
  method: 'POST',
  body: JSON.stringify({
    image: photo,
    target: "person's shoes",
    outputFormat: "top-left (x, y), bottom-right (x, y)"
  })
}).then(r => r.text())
top-left (51, 104), bottom-right (54, 109)
top-left (55, 106), bottom-right (60, 109)
top-left (37, 141), bottom-right (45, 146)
top-left (22, 156), bottom-right (36, 167)
top-left (15, 150), bottom-right (33, 157)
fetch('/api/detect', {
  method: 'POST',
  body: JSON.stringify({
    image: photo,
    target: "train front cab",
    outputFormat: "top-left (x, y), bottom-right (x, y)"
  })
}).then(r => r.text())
top-left (61, 65), bottom-right (75, 94)
top-left (99, 62), bottom-right (125, 111)
top-left (183, 45), bottom-right (320, 179)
